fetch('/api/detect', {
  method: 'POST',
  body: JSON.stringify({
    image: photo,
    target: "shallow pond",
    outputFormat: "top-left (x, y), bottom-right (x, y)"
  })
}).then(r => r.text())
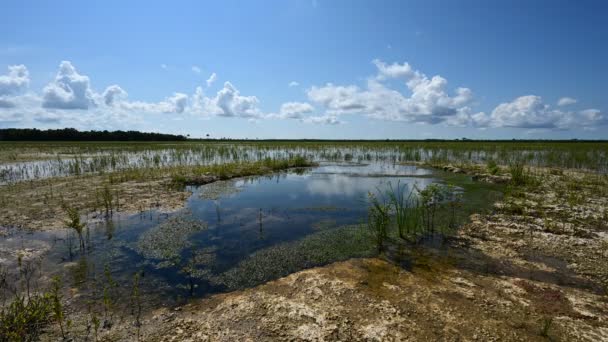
top-left (0, 162), bottom-right (502, 308)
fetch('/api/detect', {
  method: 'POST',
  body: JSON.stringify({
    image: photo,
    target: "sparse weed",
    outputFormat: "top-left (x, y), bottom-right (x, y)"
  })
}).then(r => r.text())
top-left (64, 204), bottom-right (86, 251)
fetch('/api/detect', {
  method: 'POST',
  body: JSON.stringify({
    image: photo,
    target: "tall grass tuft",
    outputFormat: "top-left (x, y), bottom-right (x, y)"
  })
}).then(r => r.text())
top-left (387, 181), bottom-right (423, 241)
top-left (509, 160), bottom-right (528, 185)
top-left (367, 192), bottom-right (390, 252)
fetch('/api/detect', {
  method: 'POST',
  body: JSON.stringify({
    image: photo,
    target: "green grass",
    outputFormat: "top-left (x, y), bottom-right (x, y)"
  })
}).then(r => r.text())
top-left (1, 141), bottom-right (607, 183)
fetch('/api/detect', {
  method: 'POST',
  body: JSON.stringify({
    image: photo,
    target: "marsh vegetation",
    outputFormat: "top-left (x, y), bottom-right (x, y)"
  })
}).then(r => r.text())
top-left (0, 140), bottom-right (607, 340)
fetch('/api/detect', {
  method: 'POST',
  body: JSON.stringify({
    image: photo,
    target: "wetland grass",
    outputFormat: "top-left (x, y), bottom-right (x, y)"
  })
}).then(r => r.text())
top-left (64, 205), bottom-right (86, 252)
top-left (1, 141), bottom-right (606, 183)
top-left (367, 181), bottom-right (466, 250)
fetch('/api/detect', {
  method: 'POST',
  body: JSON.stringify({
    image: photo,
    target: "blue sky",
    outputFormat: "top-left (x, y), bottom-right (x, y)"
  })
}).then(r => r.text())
top-left (0, 0), bottom-right (606, 139)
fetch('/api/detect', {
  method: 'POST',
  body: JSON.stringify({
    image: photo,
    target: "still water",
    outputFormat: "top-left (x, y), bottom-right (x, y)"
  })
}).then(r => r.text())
top-left (0, 162), bottom-right (501, 307)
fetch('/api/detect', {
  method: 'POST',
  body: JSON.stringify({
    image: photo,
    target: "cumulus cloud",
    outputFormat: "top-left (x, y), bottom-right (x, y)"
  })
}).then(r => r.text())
top-left (557, 97), bottom-right (577, 106)
top-left (206, 72), bottom-right (217, 88)
top-left (0, 65), bottom-right (29, 96)
top-left (42, 61), bottom-right (96, 109)
top-left (307, 60), bottom-right (475, 125)
top-left (473, 95), bottom-right (605, 129)
top-left (192, 66), bottom-right (201, 74)
top-left (191, 82), bottom-right (261, 118)
top-left (102, 85), bottom-right (127, 106)
top-left (277, 102), bottom-right (314, 119)
top-left (1, 59), bottom-right (604, 131)
top-left (288, 81), bottom-right (299, 87)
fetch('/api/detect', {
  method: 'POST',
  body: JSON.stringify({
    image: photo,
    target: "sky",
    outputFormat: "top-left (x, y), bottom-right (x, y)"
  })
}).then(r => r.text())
top-left (0, 0), bottom-right (606, 139)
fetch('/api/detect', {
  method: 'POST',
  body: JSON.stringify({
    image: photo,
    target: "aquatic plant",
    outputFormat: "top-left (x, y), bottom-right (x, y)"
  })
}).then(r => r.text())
top-left (216, 224), bottom-right (374, 290)
top-left (101, 185), bottom-right (113, 217)
top-left (418, 184), bottom-right (444, 233)
top-left (63, 205), bottom-right (86, 251)
top-left (367, 192), bottom-right (390, 252)
top-left (386, 181), bottom-right (423, 240)
top-left (136, 216), bottom-right (207, 264)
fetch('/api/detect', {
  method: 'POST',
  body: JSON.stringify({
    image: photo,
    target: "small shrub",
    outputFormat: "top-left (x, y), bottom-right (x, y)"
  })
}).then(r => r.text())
top-left (0, 293), bottom-right (54, 341)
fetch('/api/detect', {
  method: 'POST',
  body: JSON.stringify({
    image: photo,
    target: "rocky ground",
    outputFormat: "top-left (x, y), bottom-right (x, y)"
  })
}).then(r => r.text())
top-left (74, 165), bottom-right (608, 342)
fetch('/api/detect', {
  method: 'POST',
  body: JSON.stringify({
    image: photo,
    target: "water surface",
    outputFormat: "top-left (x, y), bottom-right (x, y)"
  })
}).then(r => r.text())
top-left (0, 162), bottom-right (502, 307)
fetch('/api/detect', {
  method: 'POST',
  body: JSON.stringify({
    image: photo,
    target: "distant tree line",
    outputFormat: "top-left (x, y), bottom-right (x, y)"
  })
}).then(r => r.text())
top-left (0, 128), bottom-right (188, 141)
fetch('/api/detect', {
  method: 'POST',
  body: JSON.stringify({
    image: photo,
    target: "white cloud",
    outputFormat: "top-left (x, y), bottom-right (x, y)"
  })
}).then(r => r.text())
top-left (192, 82), bottom-right (261, 118)
top-left (307, 60), bottom-right (475, 125)
top-left (288, 81), bottom-right (299, 87)
top-left (557, 97), bottom-right (577, 106)
top-left (307, 84), bottom-right (364, 113)
top-left (161, 93), bottom-right (188, 113)
top-left (1, 60), bottom-right (604, 132)
top-left (267, 101), bottom-right (314, 119)
top-left (206, 72), bottom-right (217, 88)
top-left (42, 61), bottom-right (96, 110)
top-left (192, 66), bottom-right (202, 74)
top-left (102, 85), bottom-right (127, 106)
top-left (118, 92), bottom-right (189, 114)
top-left (372, 59), bottom-right (416, 80)
top-left (0, 64), bottom-right (29, 96)
top-left (473, 95), bottom-right (604, 129)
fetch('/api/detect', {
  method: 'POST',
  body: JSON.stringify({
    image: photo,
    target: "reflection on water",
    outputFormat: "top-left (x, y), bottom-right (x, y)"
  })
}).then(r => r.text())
top-left (0, 162), bottom-right (502, 307)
